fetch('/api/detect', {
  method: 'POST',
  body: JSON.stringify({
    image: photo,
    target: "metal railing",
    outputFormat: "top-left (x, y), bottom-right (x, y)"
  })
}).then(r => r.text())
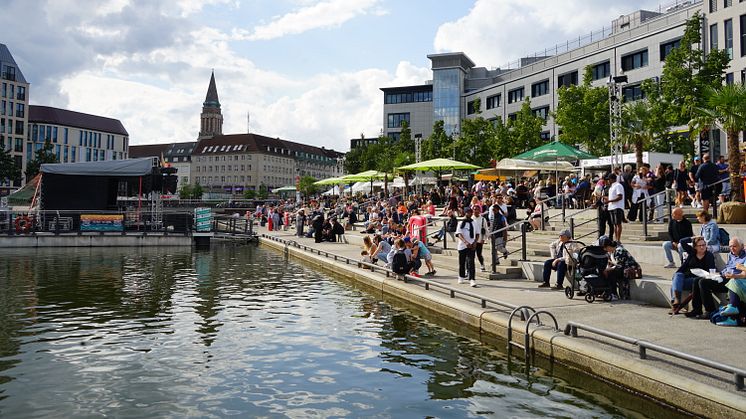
top-left (564, 321), bottom-right (746, 391)
top-left (212, 214), bottom-right (254, 236)
top-left (0, 209), bottom-right (194, 236)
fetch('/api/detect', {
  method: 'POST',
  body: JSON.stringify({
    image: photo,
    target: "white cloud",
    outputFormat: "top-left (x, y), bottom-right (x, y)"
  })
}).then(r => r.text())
top-left (244, 0), bottom-right (383, 41)
top-left (434, 0), bottom-right (662, 68)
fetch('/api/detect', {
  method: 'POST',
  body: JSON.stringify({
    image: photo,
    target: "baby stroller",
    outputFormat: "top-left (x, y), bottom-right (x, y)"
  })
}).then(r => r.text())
top-left (565, 243), bottom-right (614, 303)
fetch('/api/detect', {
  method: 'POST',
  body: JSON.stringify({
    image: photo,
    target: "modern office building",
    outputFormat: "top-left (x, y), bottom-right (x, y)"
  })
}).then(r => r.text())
top-left (0, 43), bottom-right (29, 192)
top-left (28, 105), bottom-right (129, 165)
top-left (382, 1), bottom-right (745, 157)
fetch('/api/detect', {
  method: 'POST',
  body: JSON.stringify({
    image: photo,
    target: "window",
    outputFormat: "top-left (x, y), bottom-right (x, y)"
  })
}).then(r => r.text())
top-left (14, 103), bottom-right (23, 119)
top-left (387, 112), bottom-right (410, 128)
top-left (710, 0), bottom-right (717, 12)
top-left (507, 87), bottom-right (524, 104)
top-left (2, 66), bottom-right (15, 81)
top-left (71, 146), bottom-right (76, 162)
top-left (726, 72), bottom-right (735, 84)
top-left (725, 0), bottom-right (732, 7)
top-left (660, 38), bottom-right (681, 61)
top-left (621, 50), bottom-right (648, 71)
top-left (532, 106), bottom-right (550, 121)
top-left (725, 19), bottom-right (733, 58)
top-left (741, 14), bottom-right (746, 56)
top-left (16, 86), bottom-right (25, 101)
top-left (622, 84), bottom-right (645, 101)
top-left (531, 80), bottom-right (549, 97)
top-left (14, 137), bottom-right (22, 152)
top-left (486, 94), bottom-right (501, 109)
top-left (557, 71), bottom-right (578, 88)
top-left (64, 128), bottom-right (68, 145)
top-left (384, 90), bottom-right (432, 104)
top-left (52, 126), bottom-right (57, 143)
top-left (508, 112), bottom-right (517, 121)
top-left (591, 61), bottom-right (610, 81)
top-left (540, 131), bottom-right (551, 141)
top-left (467, 99), bottom-right (480, 115)
top-left (1, 83), bottom-right (5, 98)
top-left (14, 121), bottom-right (22, 135)
top-left (710, 23), bottom-right (718, 50)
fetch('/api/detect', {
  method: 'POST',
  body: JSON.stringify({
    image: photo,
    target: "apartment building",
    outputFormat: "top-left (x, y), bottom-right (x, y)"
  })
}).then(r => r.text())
top-left (382, 1), bottom-right (744, 157)
top-left (0, 43), bottom-right (29, 191)
top-left (27, 105), bottom-right (129, 165)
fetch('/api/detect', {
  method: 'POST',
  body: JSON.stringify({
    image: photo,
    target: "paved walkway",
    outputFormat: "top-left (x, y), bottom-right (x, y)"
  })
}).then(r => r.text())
top-left (257, 226), bottom-right (746, 398)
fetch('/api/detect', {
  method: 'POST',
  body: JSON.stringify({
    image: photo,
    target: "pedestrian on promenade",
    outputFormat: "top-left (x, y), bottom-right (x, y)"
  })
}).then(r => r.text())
top-left (603, 173), bottom-right (624, 242)
top-left (696, 153), bottom-right (719, 214)
top-left (295, 209), bottom-right (306, 237)
top-left (628, 166), bottom-right (651, 222)
top-left (689, 156), bottom-right (702, 209)
top-left (662, 207), bottom-right (693, 268)
top-left (456, 207), bottom-right (478, 287)
top-left (673, 161), bottom-right (689, 207)
top-left (716, 155), bottom-right (730, 204)
top-left (472, 206), bottom-right (489, 272)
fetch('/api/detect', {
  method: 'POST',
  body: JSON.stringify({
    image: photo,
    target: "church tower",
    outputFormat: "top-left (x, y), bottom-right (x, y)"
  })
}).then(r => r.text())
top-left (199, 71), bottom-right (223, 139)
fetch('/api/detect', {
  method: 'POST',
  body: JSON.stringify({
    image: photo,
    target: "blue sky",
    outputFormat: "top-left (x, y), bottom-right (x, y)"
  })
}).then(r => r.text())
top-left (2, 0), bottom-right (660, 151)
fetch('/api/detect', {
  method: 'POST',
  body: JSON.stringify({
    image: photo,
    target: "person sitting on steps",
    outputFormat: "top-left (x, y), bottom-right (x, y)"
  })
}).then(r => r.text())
top-left (669, 236), bottom-right (715, 315)
top-left (539, 229), bottom-right (578, 290)
top-left (662, 207), bottom-right (694, 268)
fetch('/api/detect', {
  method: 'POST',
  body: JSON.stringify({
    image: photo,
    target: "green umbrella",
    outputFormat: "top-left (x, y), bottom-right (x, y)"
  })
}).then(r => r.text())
top-left (271, 185), bottom-right (297, 193)
top-left (341, 170), bottom-right (392, 182)
top-left (313, 176), bottom-right (348, 186)
top-left (513, 141), bottom-right (595, 162)
top-left (397, 158), bottom-right (480, 172)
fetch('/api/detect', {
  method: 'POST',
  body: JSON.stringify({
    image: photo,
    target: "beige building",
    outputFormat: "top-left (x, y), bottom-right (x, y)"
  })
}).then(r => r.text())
top-left (0, 43), bottom-right (29, 192)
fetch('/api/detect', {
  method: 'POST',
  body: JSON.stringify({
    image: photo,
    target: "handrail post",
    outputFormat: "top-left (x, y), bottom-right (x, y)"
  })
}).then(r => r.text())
top-left (666, 188), bottom-right (673, 223)
top-left (562, 195), bottom-right (566, 224)
top-left (642, 199), bottom-right (648, 237)
top-left (520, 222), bottom-right (527, 261)
top-left (491, 234), bottom-right (498, 273)
top-left (711, 183), bottom-right (718, 218)
top-left (442, 220), bottom-right (448, 250)
top-left (569, 217), bottom-right (575, 239)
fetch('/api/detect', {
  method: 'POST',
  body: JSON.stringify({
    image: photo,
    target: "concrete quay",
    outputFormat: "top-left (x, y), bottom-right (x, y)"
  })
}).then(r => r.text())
top-left (259, 226), bottom-right (746, 418)
top-left (0, 232), bottom-right (194, 247)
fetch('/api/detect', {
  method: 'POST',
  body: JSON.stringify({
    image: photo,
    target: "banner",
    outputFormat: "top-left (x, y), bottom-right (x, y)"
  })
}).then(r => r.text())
top-left (195, 207), bottom-right (212, 232)
top-left (80, 214), bottom-right (124, 232)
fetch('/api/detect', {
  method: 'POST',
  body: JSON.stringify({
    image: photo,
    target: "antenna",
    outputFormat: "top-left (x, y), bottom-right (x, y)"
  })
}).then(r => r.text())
top-left (247, 111), bottom-right (250, 133)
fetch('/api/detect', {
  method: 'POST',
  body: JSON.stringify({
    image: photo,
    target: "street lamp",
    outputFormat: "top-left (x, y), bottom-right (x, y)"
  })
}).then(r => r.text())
top-left (607, 74), bottom-right (627, 171)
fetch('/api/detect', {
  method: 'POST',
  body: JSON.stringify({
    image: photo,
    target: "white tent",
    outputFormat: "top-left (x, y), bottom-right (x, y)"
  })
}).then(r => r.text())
top-left (321, 185), bottom-right (344, 196)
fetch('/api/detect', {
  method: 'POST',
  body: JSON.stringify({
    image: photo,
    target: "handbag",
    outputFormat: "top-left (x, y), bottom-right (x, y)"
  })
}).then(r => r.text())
top-left (624, 265), bottom-right (642, 279)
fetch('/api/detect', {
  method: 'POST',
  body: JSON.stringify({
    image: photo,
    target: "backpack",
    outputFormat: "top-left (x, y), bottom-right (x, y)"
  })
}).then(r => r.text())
top-left (718, 228), bottom-right (730, 246)
top-left (391, 250), bottom-right (409, 275)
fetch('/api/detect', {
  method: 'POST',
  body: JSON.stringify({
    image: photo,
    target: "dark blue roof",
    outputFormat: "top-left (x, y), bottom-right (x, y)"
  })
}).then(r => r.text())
top-left (0, 44), bottom-right (28, 84)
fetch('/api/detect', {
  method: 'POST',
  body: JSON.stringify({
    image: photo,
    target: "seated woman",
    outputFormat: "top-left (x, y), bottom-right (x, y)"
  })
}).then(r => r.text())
top-left (600, 237), bottom-right (641, 300)
top-left (670, 236), bottom-right (715, 314)
top-left (373, 234), bottom-right (392, 265)
top-left (682, 210), bottom-right (720, 254)
top-left (528, 199), bottom-right (544, 231)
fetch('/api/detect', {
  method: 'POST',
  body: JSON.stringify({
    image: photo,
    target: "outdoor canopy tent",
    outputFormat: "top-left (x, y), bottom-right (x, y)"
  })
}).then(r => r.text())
top-left (271, 185), bottom-right (297, 193)
top-left (397, 158), bottom-right (480, 172)
top-left (489, 158), bottom-right (576, 172)
top-left (39, 158), bottom-right (161, 210)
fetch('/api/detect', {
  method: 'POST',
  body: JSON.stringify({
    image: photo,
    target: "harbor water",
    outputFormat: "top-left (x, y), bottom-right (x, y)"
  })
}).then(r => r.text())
top-left (0, 245), bottom-right (684, 418)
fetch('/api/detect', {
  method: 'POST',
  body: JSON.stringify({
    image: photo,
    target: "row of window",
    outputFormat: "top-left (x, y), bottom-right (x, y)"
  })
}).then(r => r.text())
top-left (195, 164), bottom-right (253, 173)
top-left (384, 90), bottom-right (432, 104)
top-left (1, 65), bottom-right (17, 82)
top-left (0, 100), bottom-right (24, 118)
top-left (0, 82), bottom-right (25, 101)
top-left (0, 117), bottom-right (24, 135)
top-left (197, 176), bottom-right (253, 185)
top-left (0, 135), bottom-right (23, 153)
top-left (710, 14), bottom-right (746, 59)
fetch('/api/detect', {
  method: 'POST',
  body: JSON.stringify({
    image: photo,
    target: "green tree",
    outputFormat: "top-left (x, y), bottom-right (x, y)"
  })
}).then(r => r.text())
top-left (455, 116), bottom-right (494, 166)
top-left (243, 189), bottom-right (256, 199)
top-left (192, 183), bottom-right (204, 199)
top-left (689, 83), bottom-right (746, 201)
top-left (0, 147), bottom-right (20, 183)
top-left (509, 98), bottom-right (545, 154)
top-left (422, 120), bottom-right (451, 160)
top-left (178, 183), bottom-right (193, 199)
top-left (398, 120), bottom-right (414, 154)
top-left (492, 117), bottom-right (514, 160)
top-left (553, 66), bottom-right (610, 156)
top-left (25, 140), bottom-right (58, 180)
top-left (258, 184), bottom-right (268, 199)
top-left (297, 175), bottom-right (319, 196)
top-left (661, 11), bottom-right (730, 127)
top-left (620, 98), bottom-right (669, 169)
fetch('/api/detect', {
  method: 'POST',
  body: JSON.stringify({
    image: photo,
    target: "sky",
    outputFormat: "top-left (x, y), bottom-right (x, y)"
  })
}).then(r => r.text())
top-left (2, 0), bottom-right (663, 151)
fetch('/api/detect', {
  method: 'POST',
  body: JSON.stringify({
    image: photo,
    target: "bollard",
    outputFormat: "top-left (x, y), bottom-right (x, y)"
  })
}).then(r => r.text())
top-left (562, 196), bottom-right (566, 224)
top-left (491, 235), bottom-right (498, 273)
top-left (443, 220), bottom-right (448, 250)
top-left (666, 188), bottom-right (673, 223)
top-left (540, 204), bottom-right (545, 231)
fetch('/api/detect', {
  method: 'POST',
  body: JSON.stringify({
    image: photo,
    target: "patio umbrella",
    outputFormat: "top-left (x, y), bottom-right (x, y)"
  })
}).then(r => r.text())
top-left (397, 158), bottom-right (480, 172)
top-left (271, 185), bottom-right (297, 193)
top-left (513, 142), bottom-right (595, 197)
top-left (313, 176), bottom-right (348, 186)
top-left (341, 170), bottom-right (392, 194)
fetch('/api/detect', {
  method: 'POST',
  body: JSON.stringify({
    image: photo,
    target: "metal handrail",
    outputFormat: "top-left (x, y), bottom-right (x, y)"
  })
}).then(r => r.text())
top-left (262, 233), bottom-right (522, 312)
top-left (564, 321), bottom-right (746, 390)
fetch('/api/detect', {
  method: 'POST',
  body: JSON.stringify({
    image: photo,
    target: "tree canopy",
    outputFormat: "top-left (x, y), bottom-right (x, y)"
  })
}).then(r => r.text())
top-left (24, 140), bottom-right (58, 181)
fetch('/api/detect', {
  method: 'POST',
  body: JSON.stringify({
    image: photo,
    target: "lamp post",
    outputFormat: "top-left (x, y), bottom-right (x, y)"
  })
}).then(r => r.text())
top-left (607, 74), bottom-right (627, 171)
top-left (414, 133), bottom-right (423, 195)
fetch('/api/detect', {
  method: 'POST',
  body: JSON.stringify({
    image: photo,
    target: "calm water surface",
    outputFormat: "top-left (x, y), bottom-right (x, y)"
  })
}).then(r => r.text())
top-left (0, 245), bottom-right (677, 418)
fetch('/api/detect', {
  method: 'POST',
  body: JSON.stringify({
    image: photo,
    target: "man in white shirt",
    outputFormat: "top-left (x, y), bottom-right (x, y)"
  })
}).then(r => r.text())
top-left (603, 173), bottom-right (625, 242)
top-left (457, 207), bottom-right (479, 287)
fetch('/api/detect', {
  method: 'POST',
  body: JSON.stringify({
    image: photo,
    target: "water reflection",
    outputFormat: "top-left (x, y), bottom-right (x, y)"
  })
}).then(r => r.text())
top-left (0, 245), bottom-right (680, 418)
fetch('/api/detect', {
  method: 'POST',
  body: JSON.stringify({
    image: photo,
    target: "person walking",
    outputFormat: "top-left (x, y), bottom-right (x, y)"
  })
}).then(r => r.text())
top-left (295, 209), bottom-right (306, 237)
top-left (472, 206), bottom-right (489, 272)
top-left (603, 173), bottom-right (625, 242)
top-left (456, 207), bottom-right (479, 287)
top-left (695, 153), bottom-right (719, 214)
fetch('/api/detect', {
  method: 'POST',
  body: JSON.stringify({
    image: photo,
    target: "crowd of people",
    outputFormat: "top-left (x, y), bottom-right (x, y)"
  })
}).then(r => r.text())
top-left (250, 154), bottom-right (745, 326)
